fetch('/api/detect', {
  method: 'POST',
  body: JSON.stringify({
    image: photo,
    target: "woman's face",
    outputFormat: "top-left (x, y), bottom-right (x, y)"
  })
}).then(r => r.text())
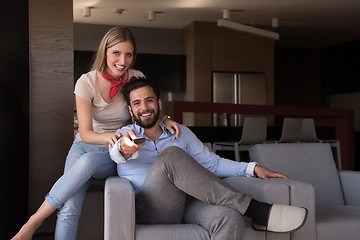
top-left (105, 40), bottom-right (134, 79)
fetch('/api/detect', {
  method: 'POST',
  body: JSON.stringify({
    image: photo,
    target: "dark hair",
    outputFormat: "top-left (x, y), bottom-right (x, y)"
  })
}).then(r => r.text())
top-left (122, 78), bottom-right (160, 105)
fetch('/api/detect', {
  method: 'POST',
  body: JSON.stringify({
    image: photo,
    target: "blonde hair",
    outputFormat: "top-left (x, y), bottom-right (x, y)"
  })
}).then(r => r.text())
top-left (91, 26), bottom-right (137, 73)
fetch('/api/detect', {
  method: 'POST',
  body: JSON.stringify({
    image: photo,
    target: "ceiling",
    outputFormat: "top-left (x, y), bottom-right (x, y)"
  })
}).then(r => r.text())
top-left (73, 0), bottom-right (360, 48)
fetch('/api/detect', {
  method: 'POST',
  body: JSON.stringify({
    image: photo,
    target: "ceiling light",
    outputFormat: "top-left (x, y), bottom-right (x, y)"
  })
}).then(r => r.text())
top-left (223, 9), bottom-right (231, 20)
top-left (83, 7), bottom-right (93, 17)
top-left (217, 19), bottom-right (279, 40)
top-left (148, 11), bottom-right (155, 21)
top-left (115, 9), bottom-right (124, 16)
top-left (272, 18), bottom-right (279, 28)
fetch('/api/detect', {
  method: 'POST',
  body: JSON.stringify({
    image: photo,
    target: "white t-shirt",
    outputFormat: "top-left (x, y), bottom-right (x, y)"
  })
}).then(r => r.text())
top-left (74, 69), bottom-right (145, 146)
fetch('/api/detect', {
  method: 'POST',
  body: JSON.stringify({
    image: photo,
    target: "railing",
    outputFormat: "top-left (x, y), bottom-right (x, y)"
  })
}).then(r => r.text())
top-left (164, 101), bottom-right (355, 170)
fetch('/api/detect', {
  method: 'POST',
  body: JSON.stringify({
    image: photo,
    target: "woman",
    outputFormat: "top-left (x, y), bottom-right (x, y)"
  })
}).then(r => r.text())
top-left (12, 26), bottom-right (180, 240)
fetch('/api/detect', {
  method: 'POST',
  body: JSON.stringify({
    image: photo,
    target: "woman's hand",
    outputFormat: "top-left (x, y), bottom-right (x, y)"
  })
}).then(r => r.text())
top-left (107, 132), bottom-right (122, 148)
top-left (162, 116), bottom-right (181, 140)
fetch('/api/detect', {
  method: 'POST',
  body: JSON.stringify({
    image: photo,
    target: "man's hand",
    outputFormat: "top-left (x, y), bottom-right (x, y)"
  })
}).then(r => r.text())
top-left (254, 165), bottom-right (289, 180)
top-left (120, 130), bottom-right (146, 159)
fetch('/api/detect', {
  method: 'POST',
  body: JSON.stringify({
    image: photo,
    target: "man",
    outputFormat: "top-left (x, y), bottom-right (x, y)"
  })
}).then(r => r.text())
top-left (110, 78), bottom-right (307, 239)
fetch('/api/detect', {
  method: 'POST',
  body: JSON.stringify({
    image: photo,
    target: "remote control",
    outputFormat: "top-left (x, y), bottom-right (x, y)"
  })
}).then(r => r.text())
top-left (133, 137), bottom-right (145, 144)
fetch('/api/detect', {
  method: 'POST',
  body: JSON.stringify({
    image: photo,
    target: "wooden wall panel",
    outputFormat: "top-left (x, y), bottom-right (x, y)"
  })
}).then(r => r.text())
top-left (182, 23), bottom-right (196, 125)
top-left (29, 0), bottom-right (74, 233)
top-left (194, 23), bottom-right (213, 102)
top-left (212, 26), bottom-right (273, 72)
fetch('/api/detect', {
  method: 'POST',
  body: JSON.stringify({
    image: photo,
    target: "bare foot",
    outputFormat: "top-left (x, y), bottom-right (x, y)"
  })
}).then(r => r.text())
top-left (11, 216), bottom-right (42, 240)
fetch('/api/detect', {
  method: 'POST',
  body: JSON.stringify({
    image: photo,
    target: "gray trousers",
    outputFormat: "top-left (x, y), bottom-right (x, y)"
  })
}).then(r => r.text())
top-left (136, 146), bottom-right (251, 240)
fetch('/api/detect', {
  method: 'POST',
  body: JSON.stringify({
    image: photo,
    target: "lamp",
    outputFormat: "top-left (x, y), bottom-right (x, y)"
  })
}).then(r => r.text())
top-left (217, 19), bottom-right (279, 40)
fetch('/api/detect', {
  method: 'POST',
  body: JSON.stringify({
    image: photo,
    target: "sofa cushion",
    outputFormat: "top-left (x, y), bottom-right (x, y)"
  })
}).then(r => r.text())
top-left (249, 143), bottom-right (344, 205)
top-left (316, 205), bottom-right (360, 240)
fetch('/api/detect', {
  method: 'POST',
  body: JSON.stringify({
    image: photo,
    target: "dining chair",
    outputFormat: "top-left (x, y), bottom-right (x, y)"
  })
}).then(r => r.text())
top-left (301, 118), bottom-right (342, 169)
top-left (212, 117), bottom-right (267, 161)
top-left (277, 118), bottom-right (303, 143)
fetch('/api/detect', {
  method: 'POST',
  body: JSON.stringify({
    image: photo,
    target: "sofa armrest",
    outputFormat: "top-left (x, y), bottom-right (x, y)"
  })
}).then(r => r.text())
top-left (223, 177), bottom-right (290, 204)
top-left (339, 170), bottom-right (360, 205)
top-left (223, 177), bottom-right (317, 240)
top-left (276, 179), bottom-right (316, 240)
top-left (223, 177), bottom-right (291, 240)
top-left (105, 176), bottom-right (135, 240)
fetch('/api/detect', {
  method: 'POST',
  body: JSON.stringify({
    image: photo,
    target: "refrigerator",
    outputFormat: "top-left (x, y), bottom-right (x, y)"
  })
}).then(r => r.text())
top-left (212, 72), bottom-right (266, 126)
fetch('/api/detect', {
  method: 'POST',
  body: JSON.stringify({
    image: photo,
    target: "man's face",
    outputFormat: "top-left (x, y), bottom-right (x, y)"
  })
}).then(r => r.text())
top-left (128, 86), bottom-right (161, 128)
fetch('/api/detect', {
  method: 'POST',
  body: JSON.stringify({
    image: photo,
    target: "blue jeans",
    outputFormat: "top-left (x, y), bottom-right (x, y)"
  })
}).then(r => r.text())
top-left (45, 139), bottom-right (117, 240)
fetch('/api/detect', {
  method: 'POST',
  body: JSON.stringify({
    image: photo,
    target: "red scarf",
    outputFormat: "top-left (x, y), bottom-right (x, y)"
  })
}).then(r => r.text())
top-left (102, 72), bottom-right (133, 99)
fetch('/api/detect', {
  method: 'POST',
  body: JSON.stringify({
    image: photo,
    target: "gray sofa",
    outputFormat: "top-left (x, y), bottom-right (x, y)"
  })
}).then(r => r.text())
top-left (105, 173), bottom-right (305, 239)
top-left (249, 143), bottom-right (360, 240)
top-left (104, 142), bottom-right (360, 240)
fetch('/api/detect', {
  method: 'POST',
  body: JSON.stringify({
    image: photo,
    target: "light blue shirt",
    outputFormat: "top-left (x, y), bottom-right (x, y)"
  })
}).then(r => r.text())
top-left (110, 121), bottom-right (256, 193)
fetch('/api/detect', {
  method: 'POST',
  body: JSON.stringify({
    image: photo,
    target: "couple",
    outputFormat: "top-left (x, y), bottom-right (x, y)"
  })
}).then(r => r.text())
top-left (107, 77), bottom-right (307, 239)
top-left (13, 73), bottom-right (307, 239)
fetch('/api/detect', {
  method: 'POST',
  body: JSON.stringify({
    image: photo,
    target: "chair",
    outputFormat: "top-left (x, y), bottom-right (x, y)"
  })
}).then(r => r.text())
top-left (300, 118), bottom-right (342, 169)
top-left (277, 118), bottom-right (303, 143)
top-left (249, 143), bottom-right (360, 240)
top-left (212, 117), bottom-right (267, 161)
